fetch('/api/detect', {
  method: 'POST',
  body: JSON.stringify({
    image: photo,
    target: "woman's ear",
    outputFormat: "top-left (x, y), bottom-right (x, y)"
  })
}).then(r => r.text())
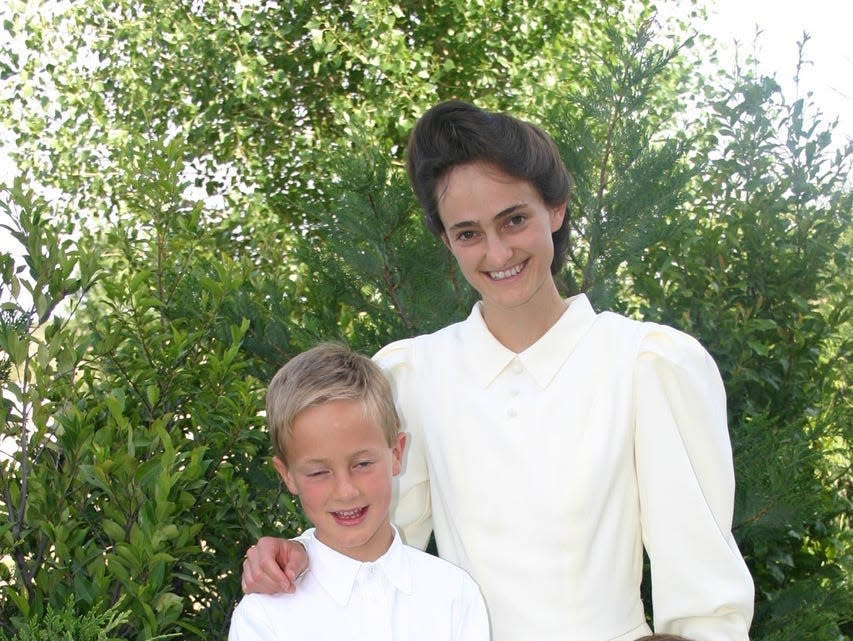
top-left (273, 456), bottom-right (299, 495)
top-left (550, 202), bottom-right (567, 232)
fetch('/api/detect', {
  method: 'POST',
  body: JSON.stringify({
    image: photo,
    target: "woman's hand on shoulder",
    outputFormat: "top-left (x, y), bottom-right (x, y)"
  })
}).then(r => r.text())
top-left (241, 537), bottom-right (308, 594)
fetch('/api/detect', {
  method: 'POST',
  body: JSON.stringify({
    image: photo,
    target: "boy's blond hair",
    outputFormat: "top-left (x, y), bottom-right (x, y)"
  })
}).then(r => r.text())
top-left (265, 342), bottom-right (400, 463)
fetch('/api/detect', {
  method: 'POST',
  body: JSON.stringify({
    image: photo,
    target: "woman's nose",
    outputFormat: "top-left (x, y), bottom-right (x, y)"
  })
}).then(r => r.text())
top-left (484, 233), bottom-right (512, 266)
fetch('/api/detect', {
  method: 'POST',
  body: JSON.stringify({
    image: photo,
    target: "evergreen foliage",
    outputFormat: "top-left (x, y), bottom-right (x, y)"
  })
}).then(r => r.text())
top-left (0, 596), bottom-right (134, 641)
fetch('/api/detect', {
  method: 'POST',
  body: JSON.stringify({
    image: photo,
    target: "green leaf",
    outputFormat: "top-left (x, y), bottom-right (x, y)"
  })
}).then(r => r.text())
top-left (102, 518), bottom-right (127, 542)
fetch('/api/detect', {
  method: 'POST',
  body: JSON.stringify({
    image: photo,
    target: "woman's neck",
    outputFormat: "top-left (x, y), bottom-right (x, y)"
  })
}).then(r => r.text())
top-left (481, 287), bottom-right (568, 353)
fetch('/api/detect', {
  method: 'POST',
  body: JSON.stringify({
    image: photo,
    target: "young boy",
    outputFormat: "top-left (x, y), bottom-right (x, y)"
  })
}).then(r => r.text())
top-left (228, 342), bottom-right (490, 641)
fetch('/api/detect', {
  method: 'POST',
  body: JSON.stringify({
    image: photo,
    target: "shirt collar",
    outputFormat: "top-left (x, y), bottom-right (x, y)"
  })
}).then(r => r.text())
top-left (304, 526), bottom-right (412, 606)
top-left (463, 294), bottom-right (598, 389)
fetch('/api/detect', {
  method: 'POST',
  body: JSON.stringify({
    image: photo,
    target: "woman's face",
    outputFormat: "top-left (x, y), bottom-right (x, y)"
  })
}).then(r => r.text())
top-left (437, 162), bottom-right (565, 314)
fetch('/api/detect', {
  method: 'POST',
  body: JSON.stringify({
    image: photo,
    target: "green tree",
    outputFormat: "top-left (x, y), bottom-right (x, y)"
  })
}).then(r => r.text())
top-left (618, 45), bottom-right (853, 640)
top-left (0, 136), bottom-right (308, 639)
top-left (2, 0), bottom-right (619, 241)
top-left (2, 0), bottom-right (851, 639)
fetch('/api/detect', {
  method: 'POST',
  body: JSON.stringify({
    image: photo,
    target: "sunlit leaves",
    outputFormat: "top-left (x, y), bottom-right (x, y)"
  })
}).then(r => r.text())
top-left (0, 136), bottom-right (294, 639)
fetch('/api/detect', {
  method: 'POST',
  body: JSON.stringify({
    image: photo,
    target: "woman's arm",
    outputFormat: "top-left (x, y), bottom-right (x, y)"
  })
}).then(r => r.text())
top-left (634, 326), bottom-right (754, 641)
top-left (375, 338), bottom-right (434, 549)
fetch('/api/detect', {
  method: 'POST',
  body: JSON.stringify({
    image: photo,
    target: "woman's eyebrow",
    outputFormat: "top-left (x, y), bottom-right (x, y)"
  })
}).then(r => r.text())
top-left (446, 203), bottom-right (527, 232)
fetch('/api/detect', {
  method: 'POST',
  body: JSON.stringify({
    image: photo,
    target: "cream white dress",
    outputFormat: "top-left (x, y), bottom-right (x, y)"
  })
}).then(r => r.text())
top-left (377, 294), bottom-right (754, 641)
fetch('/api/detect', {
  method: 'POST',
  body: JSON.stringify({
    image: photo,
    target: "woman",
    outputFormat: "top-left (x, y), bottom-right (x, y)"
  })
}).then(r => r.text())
top-left (241, 100), bottom-right (754, 641)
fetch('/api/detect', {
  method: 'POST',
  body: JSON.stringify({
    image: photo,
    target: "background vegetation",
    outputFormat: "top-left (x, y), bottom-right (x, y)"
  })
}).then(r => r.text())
top-left (1, 0), bottom-right (851, 639)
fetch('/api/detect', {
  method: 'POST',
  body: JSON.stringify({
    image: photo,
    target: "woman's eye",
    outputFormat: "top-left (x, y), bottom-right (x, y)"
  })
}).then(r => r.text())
top-left (507, 214), bottom-right (526, 227)
top-left (456, 230), bottom-right (476, 241)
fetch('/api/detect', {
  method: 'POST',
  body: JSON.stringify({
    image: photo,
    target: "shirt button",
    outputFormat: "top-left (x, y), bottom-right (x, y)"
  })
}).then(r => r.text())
top-left (507, 408), bottom-right (517, 418)
top-left (509, 388), bottom-right (520, 397)
top-left (512, 361), bottom-right (523, 374)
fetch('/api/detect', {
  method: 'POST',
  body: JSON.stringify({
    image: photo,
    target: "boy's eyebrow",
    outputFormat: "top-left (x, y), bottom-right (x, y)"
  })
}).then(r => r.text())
top-left (299, 449), bottom-right (378, 465)
top-left (446, 202), bottom-right (527, 231)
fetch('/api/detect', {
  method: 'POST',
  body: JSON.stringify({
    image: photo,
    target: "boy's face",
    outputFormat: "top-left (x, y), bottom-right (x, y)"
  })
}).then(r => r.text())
top-left (274, 399), bottom-right (406, 562)
top-left (438, 162), bottom-right (565, 314)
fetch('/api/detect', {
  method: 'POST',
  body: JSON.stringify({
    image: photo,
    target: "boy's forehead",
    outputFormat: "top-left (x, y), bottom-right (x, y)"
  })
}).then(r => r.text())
top-left (297, 447), bottom-right (375, 464)
top-left (287, 399), bottom-right (390, 459)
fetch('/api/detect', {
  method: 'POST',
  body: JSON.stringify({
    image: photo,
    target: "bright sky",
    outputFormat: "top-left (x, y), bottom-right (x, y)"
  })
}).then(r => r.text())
top-left (701, 0), bottom-right (852, 143)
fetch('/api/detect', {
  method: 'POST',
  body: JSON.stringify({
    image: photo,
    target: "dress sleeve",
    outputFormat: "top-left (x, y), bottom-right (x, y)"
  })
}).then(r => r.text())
top-left (374, 339), bottom-right (433, 551)
top-left (634, 325), bottom-right (754, 641)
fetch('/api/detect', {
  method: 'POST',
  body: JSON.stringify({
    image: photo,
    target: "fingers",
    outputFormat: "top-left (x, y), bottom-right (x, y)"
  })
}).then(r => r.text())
top-left (241, 542), bottom-right (295, 594)
top-left (277, 539), bottom-right (309, 587)
top-left (241, 552), bottom-right (254, 593)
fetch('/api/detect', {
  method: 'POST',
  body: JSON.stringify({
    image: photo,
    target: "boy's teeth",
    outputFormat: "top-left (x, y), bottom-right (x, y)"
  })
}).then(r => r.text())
top-left (335, 508), bottom-right (362, 517)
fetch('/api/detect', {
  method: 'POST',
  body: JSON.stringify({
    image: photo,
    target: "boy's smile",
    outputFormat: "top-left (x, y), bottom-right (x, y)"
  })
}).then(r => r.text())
top-left (274, 399), bottom-right (406, 562)
top-left (331, 506), bottom-right (368, 525)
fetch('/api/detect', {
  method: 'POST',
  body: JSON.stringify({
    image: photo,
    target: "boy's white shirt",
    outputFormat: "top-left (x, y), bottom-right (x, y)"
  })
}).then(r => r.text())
top-left (229, 527), bottom-right (489, 641)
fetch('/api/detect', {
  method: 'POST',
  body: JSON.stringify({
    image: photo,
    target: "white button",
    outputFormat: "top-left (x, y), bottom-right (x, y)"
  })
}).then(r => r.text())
top-left (507, 408), bottom-right (517, 418)
top-left (512, 361), bottom-right (523, 374)
top-left (509, 388), bottom-right (520, 397)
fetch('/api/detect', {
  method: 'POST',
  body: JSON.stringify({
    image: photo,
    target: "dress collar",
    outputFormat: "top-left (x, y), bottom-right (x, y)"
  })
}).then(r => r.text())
top-left (304, 526), bottom-right (412, 606)
top-left (463, 294), bottom-right (598, 389)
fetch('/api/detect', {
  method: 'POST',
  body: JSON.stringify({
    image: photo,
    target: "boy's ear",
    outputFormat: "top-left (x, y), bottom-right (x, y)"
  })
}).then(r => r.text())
top-left (391, 433), bottom-right (407, 477)
top-left (272, 456), bottom-right (298, 495)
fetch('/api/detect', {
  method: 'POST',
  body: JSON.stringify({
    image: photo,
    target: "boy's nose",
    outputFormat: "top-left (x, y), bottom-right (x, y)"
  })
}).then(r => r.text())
top-left (333, 474), bottom-right (359, 500)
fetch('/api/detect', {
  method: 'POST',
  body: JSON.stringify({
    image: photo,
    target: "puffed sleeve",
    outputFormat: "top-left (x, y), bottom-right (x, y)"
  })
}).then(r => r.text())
top-left (634, 325), bottom-right (754, 641)
top-left (374, 338), bottom-right (434, 551)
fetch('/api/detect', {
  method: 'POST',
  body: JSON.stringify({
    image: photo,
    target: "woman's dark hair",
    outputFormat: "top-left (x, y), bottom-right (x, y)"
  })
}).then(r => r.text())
top-left (406, 100), bottom-right (572, 274)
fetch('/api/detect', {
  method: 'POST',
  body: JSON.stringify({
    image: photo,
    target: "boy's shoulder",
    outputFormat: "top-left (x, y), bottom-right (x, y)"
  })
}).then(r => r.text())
top-left (235, 588), bottom-right (313, 614)
top-left (401, 543), bottom-right (478, 590)
top-left (230, 590), bottom-right (310, 638)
